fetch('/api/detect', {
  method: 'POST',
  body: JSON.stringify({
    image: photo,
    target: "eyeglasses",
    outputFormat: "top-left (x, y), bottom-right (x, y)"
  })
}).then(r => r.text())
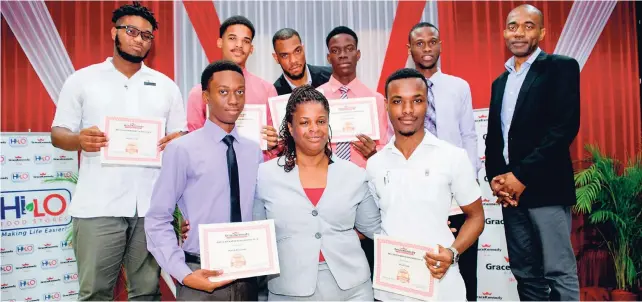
top-left (115, 25), bottom-right (154, 42)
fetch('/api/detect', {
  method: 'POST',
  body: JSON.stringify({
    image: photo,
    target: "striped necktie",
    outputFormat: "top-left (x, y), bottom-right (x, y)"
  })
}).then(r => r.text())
top-left (424, 79), bottom-right (437, 136)
top-left (335, 86), bottom-right (351, 160)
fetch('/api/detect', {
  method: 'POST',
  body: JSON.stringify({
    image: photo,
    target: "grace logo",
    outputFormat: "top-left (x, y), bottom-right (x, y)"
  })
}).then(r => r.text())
top-left (485, 218), bottom-right (504, 225)
top-left (478, 291), bottom-right (502, 300)
top-left (478, 243), bottom-right (501, 253)
top-left (485, 256), bottom-right (511, 271)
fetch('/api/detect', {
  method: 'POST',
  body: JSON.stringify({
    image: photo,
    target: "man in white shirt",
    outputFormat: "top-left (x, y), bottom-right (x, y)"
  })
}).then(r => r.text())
top-left (407, 22), bottom-right (480, 301)
top-left (367, 68), bottom-right (485, 301)
top-left (51, 3), bottom-right (187, 300)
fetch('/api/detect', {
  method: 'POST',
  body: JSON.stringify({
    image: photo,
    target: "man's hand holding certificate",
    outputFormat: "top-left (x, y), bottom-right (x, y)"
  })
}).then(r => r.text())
top-left (198, 220), bottom-right (280, 282)
top-left (373, 235), bottom-right (439, 301)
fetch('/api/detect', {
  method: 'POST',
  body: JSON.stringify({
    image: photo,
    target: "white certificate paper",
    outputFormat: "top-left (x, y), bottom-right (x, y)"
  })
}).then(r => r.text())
top-left (101, 116), bottom-right (165, 167)
top-left (373, 235), bottom-right (439, 301)
top-left (329, 97), bottom-right (380, 142)
top-left (198, 220), bottom-right (280, 282)
top-left (268, 88), bottom-right (324, 134)
top-left (235, 104), bottom-right (268, 150)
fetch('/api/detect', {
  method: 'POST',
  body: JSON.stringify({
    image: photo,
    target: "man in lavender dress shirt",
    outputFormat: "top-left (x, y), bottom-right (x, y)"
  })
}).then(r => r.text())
top-left (408, 22), bottom-right (480, 301)
top-left (145, 60), bottom-right (262, 300)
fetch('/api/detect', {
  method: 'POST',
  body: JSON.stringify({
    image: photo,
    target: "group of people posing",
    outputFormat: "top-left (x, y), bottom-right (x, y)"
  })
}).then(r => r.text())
top-left (51, 2), bottom-right (581, 301)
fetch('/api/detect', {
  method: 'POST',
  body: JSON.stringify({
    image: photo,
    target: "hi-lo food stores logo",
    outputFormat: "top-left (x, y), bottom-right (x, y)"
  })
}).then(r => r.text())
top-left (1, 189), bottom-right (72, 230)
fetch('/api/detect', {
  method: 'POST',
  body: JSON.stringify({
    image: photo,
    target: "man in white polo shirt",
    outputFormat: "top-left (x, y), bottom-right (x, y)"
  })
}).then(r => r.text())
top-left (367, 68), bottom-right (485, 301)
top-left (50, 3), bottom-right (186, 300)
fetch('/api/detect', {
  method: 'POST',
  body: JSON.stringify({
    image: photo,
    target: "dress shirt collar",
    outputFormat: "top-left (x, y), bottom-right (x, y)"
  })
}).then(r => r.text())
top-left (101, 57), bottom-right (150, 74)
top-left (426, 68), bottom-right (443, 82)
top-left (284, 65), bottom-right (312, 90)
top-left (204, 119), bottom-right (240, 144)
top-left (327, 74), bottom-right (362, 93)
top-left (504, 47), bottom-right (541, 74)
top-left (384, 130), bottom-right (441, 154)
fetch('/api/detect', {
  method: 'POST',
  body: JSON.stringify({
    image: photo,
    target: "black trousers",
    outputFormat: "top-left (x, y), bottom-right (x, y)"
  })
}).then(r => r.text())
top-left (450, 213), bottom-right (478, 301)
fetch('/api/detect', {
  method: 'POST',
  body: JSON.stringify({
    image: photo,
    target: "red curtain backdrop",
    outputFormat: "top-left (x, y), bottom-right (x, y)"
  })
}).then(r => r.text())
top-left (1, 1), bottom-right (175, 133)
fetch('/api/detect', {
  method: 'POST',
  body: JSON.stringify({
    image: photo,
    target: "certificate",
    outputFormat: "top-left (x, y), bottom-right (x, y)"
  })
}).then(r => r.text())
top-left (198, 220), bottom-right (280, 282)
top-left (329, 97), bottom-right (380, 142)
top-left (235, 104), bottom-right (268, 150)
top-left (373, 235), bottom-right (439, 301)
top-left (101, 116), bottom-right (165, 167)
top-left (268, 88), bottom-right (324, 134)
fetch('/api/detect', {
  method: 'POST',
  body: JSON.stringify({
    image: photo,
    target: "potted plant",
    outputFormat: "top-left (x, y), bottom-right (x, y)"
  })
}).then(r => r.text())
top-left (574, 145), bottom-right (642, 301)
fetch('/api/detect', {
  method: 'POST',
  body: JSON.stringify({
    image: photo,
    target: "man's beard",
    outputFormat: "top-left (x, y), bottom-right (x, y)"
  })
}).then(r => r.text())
top-left (398, 129), bottom-right (418, 137)
top-left (282, 64), bottom-right (306, 80)
top-left (115, 35), bottom-right (149, 63)
top-left (414, 53), bottom-right (439, 70)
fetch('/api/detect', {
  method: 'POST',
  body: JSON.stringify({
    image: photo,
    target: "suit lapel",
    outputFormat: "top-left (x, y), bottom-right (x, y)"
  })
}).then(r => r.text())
top-left (492, 73), bottom-right (509, 119)
top-left (510, 52), bottom-right (546, 126)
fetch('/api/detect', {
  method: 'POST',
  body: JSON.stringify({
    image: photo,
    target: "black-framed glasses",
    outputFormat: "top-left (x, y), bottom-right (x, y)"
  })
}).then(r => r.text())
top-left (116, 25), bottom-right (154, 42)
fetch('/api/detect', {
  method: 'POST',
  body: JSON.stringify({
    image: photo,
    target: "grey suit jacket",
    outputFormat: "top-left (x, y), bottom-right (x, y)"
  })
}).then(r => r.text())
top-left (253, 156), bottom-right (381, 297)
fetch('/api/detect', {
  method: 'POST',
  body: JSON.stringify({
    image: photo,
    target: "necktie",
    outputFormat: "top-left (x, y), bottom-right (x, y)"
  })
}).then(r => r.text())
top-left (222, 135), bottom-right (242, 223)
top-left (424, 79), bottom-right (437, 136)
top-left (336, 86), bottom-right (351, 160)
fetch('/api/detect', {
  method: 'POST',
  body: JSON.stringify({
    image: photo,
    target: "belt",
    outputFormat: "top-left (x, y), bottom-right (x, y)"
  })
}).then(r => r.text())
top-left (184, 251), bottom-right (201, 264)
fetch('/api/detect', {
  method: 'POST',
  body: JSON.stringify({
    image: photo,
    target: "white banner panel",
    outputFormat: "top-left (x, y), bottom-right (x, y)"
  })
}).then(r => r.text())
top-left (1, 132), bottom-right (80, 301)
top-left (473, 109), bottom-right (520, 301)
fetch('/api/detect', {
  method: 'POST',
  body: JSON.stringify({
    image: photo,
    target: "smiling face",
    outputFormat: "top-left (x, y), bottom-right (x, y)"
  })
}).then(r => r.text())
top-left (218, 24), bottom-right (254, 67)
top-left (504, 6), bottom-right (546, 58)
top-left (203, 70), bottom-right (246, 128)
top-left (288, 101), bottom-right (329, 156)
top-left (385, 77), bottom-right (428, 137)
top-left (408, 26), bottom-right (441, 70)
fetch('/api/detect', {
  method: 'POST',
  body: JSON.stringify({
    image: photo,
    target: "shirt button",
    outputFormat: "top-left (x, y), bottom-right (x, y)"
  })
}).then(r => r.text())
top-left (315, 232), bottom-right (322, 239)
top-left (312, 210), bottom-right (318, 216)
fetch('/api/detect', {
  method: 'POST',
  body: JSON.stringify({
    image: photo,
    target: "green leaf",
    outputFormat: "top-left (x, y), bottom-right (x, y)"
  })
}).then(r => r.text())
top-left (26, 203), bottom-right (34, 212)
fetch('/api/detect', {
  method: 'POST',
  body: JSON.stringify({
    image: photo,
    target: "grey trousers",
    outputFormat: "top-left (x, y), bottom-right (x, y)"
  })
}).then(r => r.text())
top-left (72, 216), bottom-right (161, 301)
top-left (502, 205), bottom-right (580, 301)
top-left (176, 262), bottom-right (259, 301)
top-left (268, 262), bottom-right (374, 301)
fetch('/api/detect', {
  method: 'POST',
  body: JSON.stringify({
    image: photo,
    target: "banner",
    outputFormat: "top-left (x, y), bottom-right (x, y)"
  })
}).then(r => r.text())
top-left (1, 133), bottom-right (79, 301)
top-left (473, 109), bottom-right (519, 301)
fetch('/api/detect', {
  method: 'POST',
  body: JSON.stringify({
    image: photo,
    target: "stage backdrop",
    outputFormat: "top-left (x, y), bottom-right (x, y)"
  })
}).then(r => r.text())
top-left (1, 0), bottom-right (640, 300)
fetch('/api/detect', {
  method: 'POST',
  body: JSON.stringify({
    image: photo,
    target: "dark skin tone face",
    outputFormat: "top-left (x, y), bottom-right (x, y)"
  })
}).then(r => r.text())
top-left (202, 70), bottom-right (246, 133)
top-left (504, 5), bottom-right (546, 61)
top-left (273, 36), bottom-right (307, 80)
top-left (408, 26), bottom-right (442, 71)
top-left (385, 77), bottom-right (428, 138)
top-left (217, 24), bottom-right (254, 68)
top-left (326, 33), bottom-right (361, 85)
top-left (111, 15), bottom-right (153, 60)
top-left (288, 102), bottom-right (329, 157)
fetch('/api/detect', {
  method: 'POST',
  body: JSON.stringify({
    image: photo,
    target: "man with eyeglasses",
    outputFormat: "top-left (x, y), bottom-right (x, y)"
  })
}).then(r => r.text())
top-left (51, 2), bottom-right (187, 300)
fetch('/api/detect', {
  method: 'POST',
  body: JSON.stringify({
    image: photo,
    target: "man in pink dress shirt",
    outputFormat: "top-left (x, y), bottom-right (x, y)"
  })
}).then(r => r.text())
top-left (186, 16), bottom-right (279, 152)
top-left (318, 26), bottom-right (390, 169)
top-left (318, 26), bottom-right (390, 279)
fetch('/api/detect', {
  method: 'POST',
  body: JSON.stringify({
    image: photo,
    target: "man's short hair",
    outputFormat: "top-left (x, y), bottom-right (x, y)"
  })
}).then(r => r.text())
top-left (385, 68), bottom-right (428, 98)
top-left (220, 15), bottom-right (255, 41)
top-left (408, 22), bottom-right (439, 43)
top-left (201, 60), bottom-right (244, 91)
top-left (112, 1), bottom-right (158, 30)
top-left (325, 26), bottom-right (358, 48)
top-left (272, 28), bottom-right (302, 49)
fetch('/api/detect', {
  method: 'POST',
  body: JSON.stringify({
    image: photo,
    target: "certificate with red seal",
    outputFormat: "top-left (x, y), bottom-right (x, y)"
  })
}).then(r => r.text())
top-left (198, 220), bottom-right (280, 282)
top-left (373, 234), bottom-right (439, 301)
top-left (329, 97), bottom-right (380, 142)
top-left (101, 116), bottom-right (165, 167)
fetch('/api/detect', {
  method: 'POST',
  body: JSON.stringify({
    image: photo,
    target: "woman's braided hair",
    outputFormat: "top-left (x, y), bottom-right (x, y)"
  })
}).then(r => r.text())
top-left (277, 85), bottom-right (333, 172)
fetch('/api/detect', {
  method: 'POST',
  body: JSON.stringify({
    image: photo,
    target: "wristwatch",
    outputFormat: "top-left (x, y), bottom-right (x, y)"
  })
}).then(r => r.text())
top-left (447, 247), bottom-right (460, 264)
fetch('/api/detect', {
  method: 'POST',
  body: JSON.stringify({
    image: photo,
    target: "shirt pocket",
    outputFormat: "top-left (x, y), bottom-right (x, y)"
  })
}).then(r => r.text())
top-left (139, 86), bottom-right (171, 119)
top-left (410, 168), bottom-right (451, 204)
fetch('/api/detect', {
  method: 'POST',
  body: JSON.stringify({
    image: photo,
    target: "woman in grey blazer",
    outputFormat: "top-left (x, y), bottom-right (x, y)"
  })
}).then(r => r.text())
top-left (253, 85), bottom-right (381, 301)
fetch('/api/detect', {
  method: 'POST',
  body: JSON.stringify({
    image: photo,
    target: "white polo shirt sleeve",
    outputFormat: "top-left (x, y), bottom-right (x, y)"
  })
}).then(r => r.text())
top-left (451, 148), bottom-right (482, 207)
top-left (165, 81), bottom-right (188, 134)
top-left (52, 73), bottom-right (83, 132)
